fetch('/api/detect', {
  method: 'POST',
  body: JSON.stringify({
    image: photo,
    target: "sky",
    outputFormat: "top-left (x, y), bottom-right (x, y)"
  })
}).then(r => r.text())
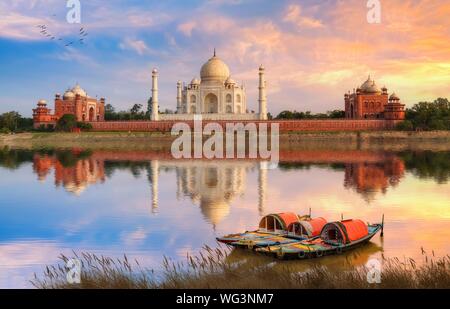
top-left (0, 0), bottom-right (449, 117)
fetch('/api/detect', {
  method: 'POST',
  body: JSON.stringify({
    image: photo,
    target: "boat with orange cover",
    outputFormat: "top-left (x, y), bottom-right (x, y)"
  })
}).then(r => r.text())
top-left (256, 219), bottom-right (382, 259)
top-left (217, 213), bottom-right (327, 249)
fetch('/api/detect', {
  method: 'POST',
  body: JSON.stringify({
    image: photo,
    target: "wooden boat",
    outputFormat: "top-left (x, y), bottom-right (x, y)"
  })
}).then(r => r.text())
top-left (256, 219), bottom-right (382, 259)
top-left (217, 213), bottom-right (327, 249)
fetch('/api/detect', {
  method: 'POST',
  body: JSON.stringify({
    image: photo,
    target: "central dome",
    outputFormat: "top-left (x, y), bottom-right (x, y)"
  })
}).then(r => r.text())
top-left (71, 84), bottom-right (87, 97)
top-left (360, 76), bottom-right (381, 94)
top-left (200, 54), bottom-right (230, 83)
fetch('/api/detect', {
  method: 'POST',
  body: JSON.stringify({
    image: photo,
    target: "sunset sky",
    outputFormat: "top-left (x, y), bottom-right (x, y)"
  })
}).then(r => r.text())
top-left (1, 0), bottom-right (449, 117)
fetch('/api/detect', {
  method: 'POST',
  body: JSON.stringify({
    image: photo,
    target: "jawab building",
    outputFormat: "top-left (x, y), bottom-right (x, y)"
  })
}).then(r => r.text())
top-left (344, 76), bottom-right (405, 120)
top-left (33, 84), bottom-right (105, 129)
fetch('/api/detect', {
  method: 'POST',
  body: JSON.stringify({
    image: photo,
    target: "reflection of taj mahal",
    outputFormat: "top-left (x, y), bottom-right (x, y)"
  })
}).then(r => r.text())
top-left (149, 160), bottom-right (268, 227)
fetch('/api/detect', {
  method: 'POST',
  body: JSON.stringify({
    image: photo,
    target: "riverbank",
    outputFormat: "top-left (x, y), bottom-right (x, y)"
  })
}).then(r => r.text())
top-left (1, 131), bottom-right (450, 151)
top-left (31, 247), bottom-right (450, 289)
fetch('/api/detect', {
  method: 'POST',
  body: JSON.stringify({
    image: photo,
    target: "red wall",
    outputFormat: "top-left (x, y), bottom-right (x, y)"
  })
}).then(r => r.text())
top-left (89, 119), bottom-right (401, 132)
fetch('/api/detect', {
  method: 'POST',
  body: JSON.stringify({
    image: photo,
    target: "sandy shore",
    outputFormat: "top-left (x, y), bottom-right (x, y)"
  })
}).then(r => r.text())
top-left (1, 131), bottom-right (450, 151)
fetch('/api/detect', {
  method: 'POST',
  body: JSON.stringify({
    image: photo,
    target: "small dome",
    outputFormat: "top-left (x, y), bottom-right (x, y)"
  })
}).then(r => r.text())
top-left (63, 89), bottom-right (75, 100)
top-left (225, 76), bottom-right (236, 85)
top-left (38, 99), bottom-right (47, 105)
top-left (360, 76), bottom-right (381, 94)
top-left (200, 53), bottom-right (230, 83)
top-left (71, 84), bottom-right (87, 97)
top-left (190, 77), bottom-right (200, 85)
top-left (152, 68), bottom-right (158, 74)
top-left (389, 93), bottom-right (400, 101)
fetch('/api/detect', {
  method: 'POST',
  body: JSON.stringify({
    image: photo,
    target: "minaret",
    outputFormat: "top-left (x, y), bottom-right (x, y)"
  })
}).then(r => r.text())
top-left (258, 65), bottom-right (267, 120)
top-left (258, 161), bottom-right (267, 215)
top-left (151, 68), bottom-right (159, 121)
top-left (176, 81), bottom-right (182, 114)
top-left (151, 160), bottom-right (159, 214)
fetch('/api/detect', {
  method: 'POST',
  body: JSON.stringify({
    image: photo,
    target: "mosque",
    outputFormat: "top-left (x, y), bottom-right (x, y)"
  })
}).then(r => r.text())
top-left (33, 84), bottom-right (105, 129)
top-left (344, 76), bottom-right (405, 120)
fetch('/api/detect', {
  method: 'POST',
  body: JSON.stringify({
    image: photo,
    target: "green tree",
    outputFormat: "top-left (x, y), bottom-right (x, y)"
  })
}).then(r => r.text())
top-left (104, 104), bottom-right (116, 121)
top-left (396, 120), bottom-right (414, 131)
top-left (327, 110), bottom-right (346, 118)
top-left (406, 98), bottom-right (450, 130)
top-left (0, 111), bottom-right (21, 131)
top-left (130, 104), bottom-right (143, 114)
top-left (56, 114), bottom-right (77, 132)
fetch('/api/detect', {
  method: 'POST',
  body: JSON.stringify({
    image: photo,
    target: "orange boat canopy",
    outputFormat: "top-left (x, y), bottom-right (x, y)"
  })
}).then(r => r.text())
top-left (320, 219), bottom-right (369, 244)
top-left (287, 217), bottom-right (327, 237)
top-left (258, 212), bottom-right (300, 233)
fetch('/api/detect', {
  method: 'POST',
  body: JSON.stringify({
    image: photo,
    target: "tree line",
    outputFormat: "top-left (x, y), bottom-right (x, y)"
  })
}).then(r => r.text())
top-left (104, 98), bottom-right (174, 121)
top-left (0, 112), bottom-right (33, 133)
top-left (397, 98), bottom-right (450, 131)
top-left (273, 110), bottom-right (345, 120)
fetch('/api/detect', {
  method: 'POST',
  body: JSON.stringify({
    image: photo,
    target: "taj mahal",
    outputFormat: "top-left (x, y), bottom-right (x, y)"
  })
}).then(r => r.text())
top-left (32, 50), bottom-right (406, 131)
top-left (150, 50), bottom-right (268, 121)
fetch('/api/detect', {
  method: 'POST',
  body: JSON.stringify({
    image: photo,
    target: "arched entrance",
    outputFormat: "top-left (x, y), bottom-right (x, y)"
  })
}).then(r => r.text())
top-left (350, 104), bottom-right (354, 118)
top-left (204, 93), bottom-right (218, 113)
top-left (89, 107), bottom-right (95, 121)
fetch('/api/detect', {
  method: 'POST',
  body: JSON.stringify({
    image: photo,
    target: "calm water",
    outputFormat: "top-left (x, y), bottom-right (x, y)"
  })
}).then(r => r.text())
top-left (0, 147), bottom-right (449, 288)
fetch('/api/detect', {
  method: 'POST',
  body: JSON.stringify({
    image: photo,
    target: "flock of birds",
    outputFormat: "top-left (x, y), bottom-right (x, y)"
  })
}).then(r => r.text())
top-left (36, 24), bottom-right (88, 47)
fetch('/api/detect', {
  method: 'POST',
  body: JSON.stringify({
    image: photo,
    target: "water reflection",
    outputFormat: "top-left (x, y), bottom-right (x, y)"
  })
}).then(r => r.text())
top-left (2, 147), bottom-right (448, 215)
top-left (0, 146), bottom-right (449, 288)
top-left (26, 150), bottom-right (409, 221)
top-left (33, 151), bottom-right (105, 195)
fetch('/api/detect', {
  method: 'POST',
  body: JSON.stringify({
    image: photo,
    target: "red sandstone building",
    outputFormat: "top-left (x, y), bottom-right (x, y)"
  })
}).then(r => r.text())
top-left (33, 84), bottom-right (105, 129)
top-left (344, 76), bottom-right (405, 120)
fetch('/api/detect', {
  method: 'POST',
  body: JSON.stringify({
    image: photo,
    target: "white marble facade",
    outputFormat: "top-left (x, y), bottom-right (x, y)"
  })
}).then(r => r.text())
top-left (152, 51), bottom-right (267, 121)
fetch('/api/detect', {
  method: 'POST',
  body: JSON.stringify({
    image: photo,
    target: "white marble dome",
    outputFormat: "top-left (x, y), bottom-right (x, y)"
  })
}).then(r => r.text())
top-left (191, 77), bottom-right (200, 85)
top-left (63, 89), bottom-right (75, 100)
top-left (71, 84), bottom-right (87, 97)
top-left (389, 93), bottom-right (400, 101)
top-left (200, 55), bottom-right (230, 82)
top-left (360, 76), bottom-right (381, 94)
top-left (225, 76), bottom-right (236, 85)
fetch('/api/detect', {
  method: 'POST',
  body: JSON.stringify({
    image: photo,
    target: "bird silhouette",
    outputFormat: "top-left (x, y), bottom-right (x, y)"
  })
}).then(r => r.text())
top-left (35, 22), bottom-right (89, 48)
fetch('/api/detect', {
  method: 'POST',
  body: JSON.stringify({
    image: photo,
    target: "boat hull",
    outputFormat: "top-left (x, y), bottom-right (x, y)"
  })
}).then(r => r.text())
top-left (256, 224), bottom-right (382, 260)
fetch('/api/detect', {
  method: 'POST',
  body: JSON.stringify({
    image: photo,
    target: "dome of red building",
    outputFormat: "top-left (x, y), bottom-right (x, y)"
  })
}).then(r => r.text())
top-left (389, 93), bottom-right (400, 101)
top-left (71, 84), bottom-right (87, 97)
top-left (360, 76), bottom-right (381, 94)
top-left (63, 89), bottom-right (75, 100)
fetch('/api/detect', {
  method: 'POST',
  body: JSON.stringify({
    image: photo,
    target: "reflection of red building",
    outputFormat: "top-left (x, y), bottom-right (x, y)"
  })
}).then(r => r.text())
top-left (32, 153), bottom-right (106, 195)
top-left (33, 84), bottom-right (105, 129)
top-left (344, 157), bottom-right (405, 201)
top-left (345, 76), bottom-right (405, 120)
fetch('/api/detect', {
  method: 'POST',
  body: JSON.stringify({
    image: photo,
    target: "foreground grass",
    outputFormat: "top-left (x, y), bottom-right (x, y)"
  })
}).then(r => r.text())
top-left (31, 246), bottom-right (450, 289)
